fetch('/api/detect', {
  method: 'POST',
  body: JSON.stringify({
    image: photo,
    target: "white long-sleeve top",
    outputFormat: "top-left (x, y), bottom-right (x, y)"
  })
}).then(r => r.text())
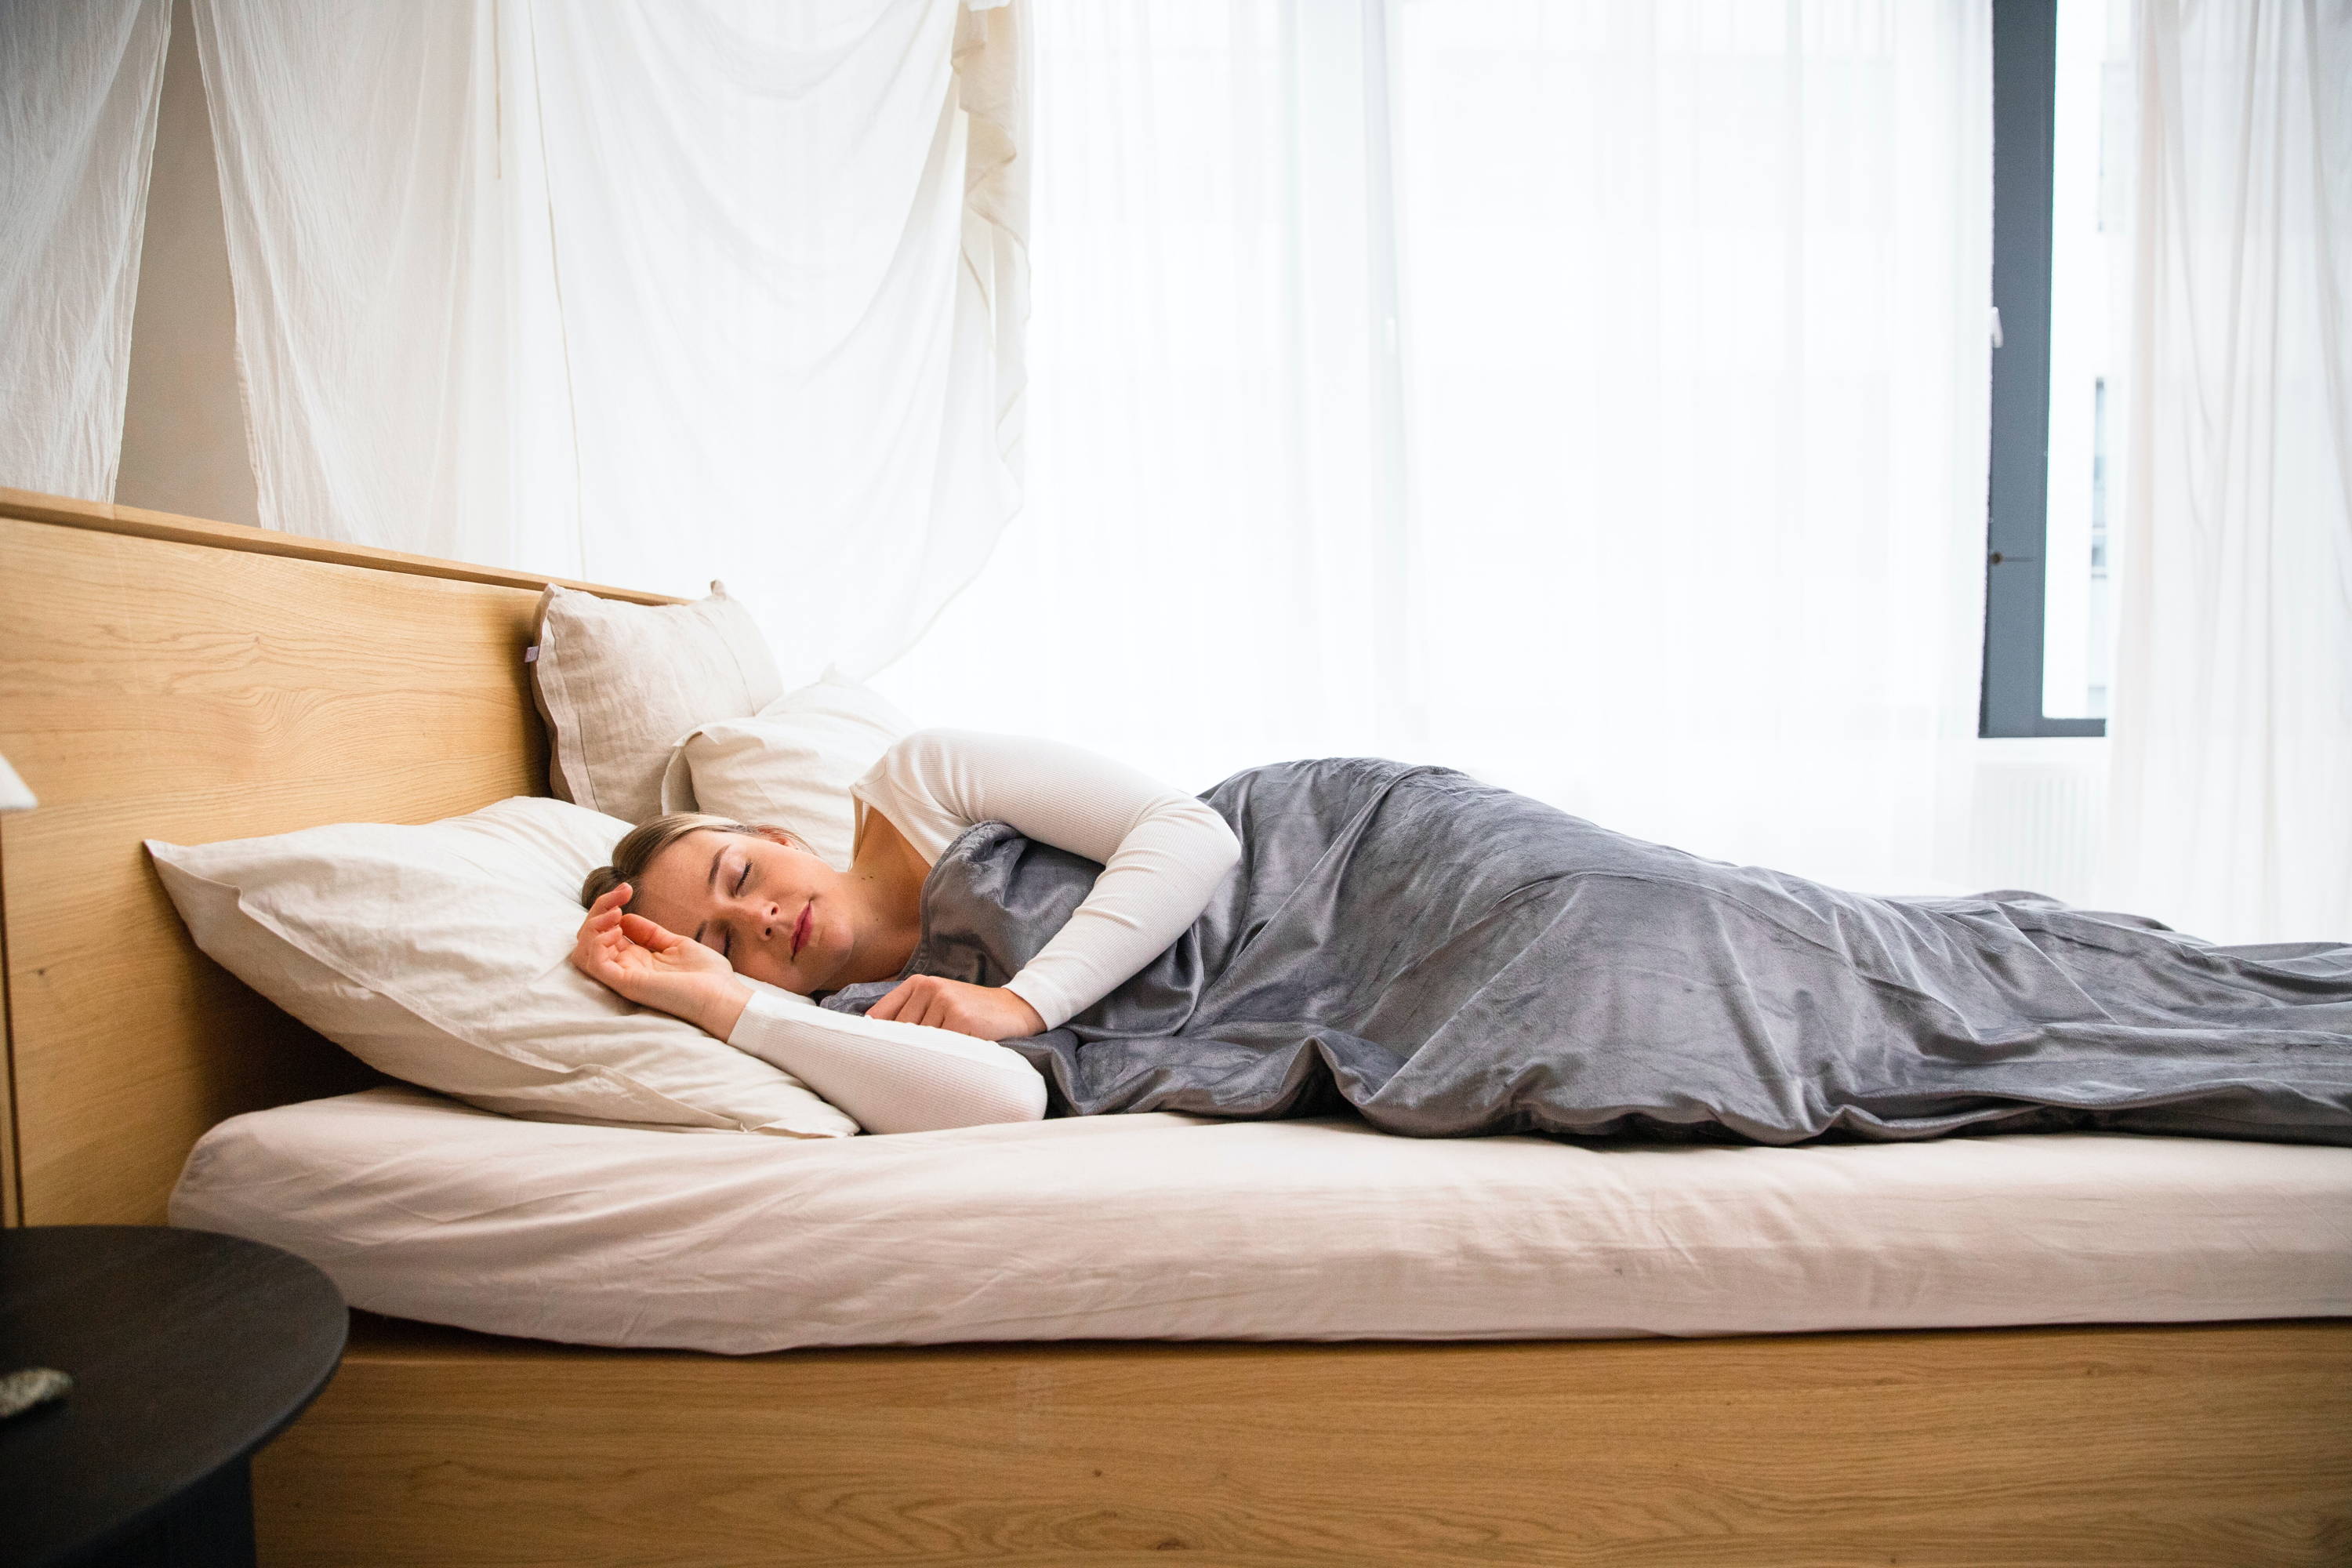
top-left (726, 730), bottom-right (1241, 1134)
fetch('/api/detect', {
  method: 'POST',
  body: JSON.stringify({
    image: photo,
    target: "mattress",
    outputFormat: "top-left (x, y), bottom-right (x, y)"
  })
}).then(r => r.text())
top-left (170, 1087), bottom-right (2352, 1355)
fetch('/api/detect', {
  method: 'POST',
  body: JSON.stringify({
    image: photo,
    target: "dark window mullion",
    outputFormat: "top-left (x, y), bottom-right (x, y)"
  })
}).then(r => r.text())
top-left (1983, 0), bottom-right (2103, 739)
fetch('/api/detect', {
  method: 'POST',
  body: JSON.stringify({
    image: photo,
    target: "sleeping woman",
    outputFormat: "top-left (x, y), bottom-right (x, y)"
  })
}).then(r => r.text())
top-left (572, 729), bottom-right (2352, 1146)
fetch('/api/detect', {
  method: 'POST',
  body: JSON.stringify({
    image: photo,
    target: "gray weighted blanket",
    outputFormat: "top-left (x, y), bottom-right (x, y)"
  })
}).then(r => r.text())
top-left (822, 757), bottom-right (2352, 1145)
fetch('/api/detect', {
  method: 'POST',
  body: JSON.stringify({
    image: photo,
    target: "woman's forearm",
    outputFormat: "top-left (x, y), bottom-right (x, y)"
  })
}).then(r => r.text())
top-left (725, 985), bottom-right (1048, 1134)
top-left (858, 729), bottom-right (1241, 1029)
top-left (1003, 794), bottom-right (1238, 1026)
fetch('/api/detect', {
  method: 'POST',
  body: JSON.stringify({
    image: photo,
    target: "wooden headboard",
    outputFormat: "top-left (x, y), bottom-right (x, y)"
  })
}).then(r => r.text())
top-left (0, 488), bottom-right (681, 1226)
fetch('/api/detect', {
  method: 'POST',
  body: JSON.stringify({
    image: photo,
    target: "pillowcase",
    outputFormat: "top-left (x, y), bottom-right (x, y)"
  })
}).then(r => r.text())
top-left (530, 583), bottom-right (784, 825)
top-left (659, 677), bottom-right (911, 869)
top-left (147, 797), bottom-right (858, 1139)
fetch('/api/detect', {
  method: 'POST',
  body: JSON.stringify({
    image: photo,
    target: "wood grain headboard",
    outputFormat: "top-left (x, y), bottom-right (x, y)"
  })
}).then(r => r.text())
top-left (0, 488), bottom-right (681, 1226)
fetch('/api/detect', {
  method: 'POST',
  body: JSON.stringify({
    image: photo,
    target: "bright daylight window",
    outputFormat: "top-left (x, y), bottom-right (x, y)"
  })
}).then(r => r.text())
top-left (1982, 0), bottom-right (2129, 736)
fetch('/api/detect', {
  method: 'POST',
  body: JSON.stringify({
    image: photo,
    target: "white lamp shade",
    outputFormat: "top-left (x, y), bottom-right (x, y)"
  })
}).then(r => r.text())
top-left (0, 754), bottom-right (34, 813)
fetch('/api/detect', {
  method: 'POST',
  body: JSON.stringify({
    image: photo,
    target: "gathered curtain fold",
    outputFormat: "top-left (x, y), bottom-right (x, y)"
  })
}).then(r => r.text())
top-left (0, 0), bottom-right (169, 503)
top-left (193, 0), bottom-right (1027, 684)
top-left (2104, 0), bottom-right (2352, 942)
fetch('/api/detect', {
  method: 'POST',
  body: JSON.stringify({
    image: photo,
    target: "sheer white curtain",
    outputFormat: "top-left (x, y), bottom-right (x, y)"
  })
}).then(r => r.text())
top-left (0, 0), bottom-right (169, 502)
top-left (2104, 0), bottom-right (2352, 943)
top-left (880, 0), bottom-right (1991, 892)
top-left (195, 0), bottom-right (1026, 684)
top-left (506, 0), bottom-right (1027, 681)
top-left (193, 0), bottom-right (500, 562)
top-left (878, 5), bottom-right (1403, 786)
top-left (1392, 2), bottom-right (1991, 889)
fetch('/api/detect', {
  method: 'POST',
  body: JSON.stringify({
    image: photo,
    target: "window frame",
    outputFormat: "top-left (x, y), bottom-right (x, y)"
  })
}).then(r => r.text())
top-left (1981, 0), bottom-right (2104, 739)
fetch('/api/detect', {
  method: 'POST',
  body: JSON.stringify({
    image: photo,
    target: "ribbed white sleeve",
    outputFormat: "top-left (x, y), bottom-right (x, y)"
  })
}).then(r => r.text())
top-left (852, 729), bottom-right (1242, 1029)
top-left (728, 984), bottom-right (1047, 1135)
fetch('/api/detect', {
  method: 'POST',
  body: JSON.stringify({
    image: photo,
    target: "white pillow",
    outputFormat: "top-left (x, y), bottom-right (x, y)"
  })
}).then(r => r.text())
top-left (147, 797), bottom-right (857, 1139)
top-left (530, 583), bottom-right (785, 825)
top-left (659, 677), bottom-right (911, 869)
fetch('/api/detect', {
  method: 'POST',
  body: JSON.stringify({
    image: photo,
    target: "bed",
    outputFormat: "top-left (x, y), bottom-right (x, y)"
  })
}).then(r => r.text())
top-left (3, 485), bottom-right (2347, 1566)
top-left (173, 1088), bottom-right (2352, 1354)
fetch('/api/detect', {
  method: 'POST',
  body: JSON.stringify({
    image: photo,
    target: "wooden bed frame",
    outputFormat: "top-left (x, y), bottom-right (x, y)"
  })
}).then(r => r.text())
top-left (2, 486), bottom-right (2346, 1566)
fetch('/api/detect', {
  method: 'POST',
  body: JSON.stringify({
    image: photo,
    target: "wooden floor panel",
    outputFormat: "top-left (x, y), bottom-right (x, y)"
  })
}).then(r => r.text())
top-left (253, 1316), bottom-right (2352, 1567)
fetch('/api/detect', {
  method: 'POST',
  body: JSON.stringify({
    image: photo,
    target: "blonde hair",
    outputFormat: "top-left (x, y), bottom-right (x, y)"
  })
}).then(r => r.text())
top-left (580, 813), bottom-right (808, 909)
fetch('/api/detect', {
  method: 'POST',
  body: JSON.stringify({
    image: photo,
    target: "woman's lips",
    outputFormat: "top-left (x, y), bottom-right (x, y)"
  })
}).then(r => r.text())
top-left (791, 902), bottom-right (811, 957)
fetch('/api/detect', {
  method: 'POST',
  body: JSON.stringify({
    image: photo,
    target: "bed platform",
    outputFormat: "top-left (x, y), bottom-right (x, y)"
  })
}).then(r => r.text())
top-left (278, 1312), bottom-right (2348, 1567)
top-left (3, 485), bottom-right (2347, 1566)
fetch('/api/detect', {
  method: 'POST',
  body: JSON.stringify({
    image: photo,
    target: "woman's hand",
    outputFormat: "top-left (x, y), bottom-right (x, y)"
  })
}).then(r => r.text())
top-left (868, 975), bottom-right (1047, 1041)
top-left (571, 884), bottom-right (752, 1040)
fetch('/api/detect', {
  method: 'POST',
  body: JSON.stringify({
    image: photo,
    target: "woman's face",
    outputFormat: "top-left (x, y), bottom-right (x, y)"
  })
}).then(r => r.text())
top-left (628, 827), bottom-right (851, 994)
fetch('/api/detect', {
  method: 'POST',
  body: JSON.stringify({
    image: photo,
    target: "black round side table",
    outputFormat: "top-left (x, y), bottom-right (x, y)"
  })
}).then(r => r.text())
top-left (0, 1225), bottom-right (346, 1568)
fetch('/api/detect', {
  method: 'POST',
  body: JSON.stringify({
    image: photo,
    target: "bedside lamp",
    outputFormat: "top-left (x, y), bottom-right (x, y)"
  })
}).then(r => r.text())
top-left (0, 753), bottom-right (33, 814)
top-left (0, 751), bottom-right (62, 1426)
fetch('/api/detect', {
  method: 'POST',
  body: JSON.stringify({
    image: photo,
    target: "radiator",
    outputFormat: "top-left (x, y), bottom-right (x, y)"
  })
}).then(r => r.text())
top-left (1965, 740), bottom-right (2111, 906)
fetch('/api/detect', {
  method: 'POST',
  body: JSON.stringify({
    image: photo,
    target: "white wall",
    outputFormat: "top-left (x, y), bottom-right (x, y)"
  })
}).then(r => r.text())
top-left (116, 0), bottom-right (256, 528)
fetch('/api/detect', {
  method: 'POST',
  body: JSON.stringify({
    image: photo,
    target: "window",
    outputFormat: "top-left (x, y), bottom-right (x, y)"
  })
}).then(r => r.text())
top-left (1982, 0), bottom-right (2125, 737)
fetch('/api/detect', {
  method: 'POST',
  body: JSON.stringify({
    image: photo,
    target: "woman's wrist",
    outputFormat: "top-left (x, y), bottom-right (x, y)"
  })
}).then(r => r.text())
top-left (692, 975), bottom-right (754, 1043)
top-left (1002, 975), bottom-right (1065, 1033)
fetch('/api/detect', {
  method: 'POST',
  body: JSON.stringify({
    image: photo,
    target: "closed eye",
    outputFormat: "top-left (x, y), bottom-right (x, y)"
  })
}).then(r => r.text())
top-left (734, 862), bottom-right (750, 896)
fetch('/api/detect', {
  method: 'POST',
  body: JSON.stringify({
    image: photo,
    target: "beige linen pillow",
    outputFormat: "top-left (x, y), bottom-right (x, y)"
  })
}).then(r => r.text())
top-left (530, 583), bottom-right (785, 824)
top-left (147, 797), bottom-right (857, 1138)
top-left (659, 677), bottom-right (912, 869)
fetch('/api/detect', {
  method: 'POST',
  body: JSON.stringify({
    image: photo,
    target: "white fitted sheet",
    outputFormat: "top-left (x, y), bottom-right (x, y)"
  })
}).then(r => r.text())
top-left (170, 1087), bottom-right (2352, 1355)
